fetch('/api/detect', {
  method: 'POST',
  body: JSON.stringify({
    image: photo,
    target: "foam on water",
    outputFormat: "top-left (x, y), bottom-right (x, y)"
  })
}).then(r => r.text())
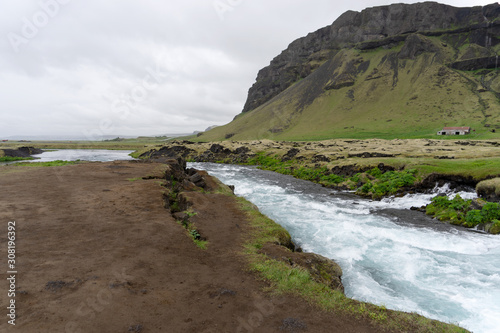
top-left (191, 163), bottom-right (500, 333)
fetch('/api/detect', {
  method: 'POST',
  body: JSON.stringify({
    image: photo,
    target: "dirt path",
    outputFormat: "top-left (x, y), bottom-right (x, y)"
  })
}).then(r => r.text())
top-left (0, 161), bottom-right (387, 333)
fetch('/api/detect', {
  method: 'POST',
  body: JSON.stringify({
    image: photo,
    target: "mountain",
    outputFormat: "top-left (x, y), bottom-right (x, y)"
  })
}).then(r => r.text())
top-left (199, 2), bottom-right (500, 141)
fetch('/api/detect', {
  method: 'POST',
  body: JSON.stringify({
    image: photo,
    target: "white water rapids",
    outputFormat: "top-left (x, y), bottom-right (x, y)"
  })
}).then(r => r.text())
top-left (191, 163), bottom-right (500, 333)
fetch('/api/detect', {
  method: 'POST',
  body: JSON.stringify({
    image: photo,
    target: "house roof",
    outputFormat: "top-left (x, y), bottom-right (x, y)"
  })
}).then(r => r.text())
top-left (442, 127), bottom-right (470, 130)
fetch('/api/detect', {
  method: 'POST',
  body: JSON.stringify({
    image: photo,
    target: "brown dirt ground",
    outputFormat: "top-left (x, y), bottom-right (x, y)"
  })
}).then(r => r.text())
top-left (0, 161), bottom-right (391, 333)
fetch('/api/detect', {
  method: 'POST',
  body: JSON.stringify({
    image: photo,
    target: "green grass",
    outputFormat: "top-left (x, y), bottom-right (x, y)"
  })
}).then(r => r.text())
top-left (0, 136), bottom-right (172, 151)
top-left (245, 153), bottom-right (421, 198)
top-left (246, 153), bottom-right (346, 187)
top-left (12, 160), bottom-right (81, 167)
top-left (127, 177), bottom-right (142, 182)
top-left (407, 158), bottom-right (500, 180)
top-left (356, 168), bottom-right (417, 199)
top-left (0, 156), bottom-right (34, 162)
top-left (345, 157), bottom-right (500, 182)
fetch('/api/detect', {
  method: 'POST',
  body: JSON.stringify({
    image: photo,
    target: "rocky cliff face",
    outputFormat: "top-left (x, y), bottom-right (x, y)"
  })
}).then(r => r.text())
top-left (242, 2), bottom-right (500, 113)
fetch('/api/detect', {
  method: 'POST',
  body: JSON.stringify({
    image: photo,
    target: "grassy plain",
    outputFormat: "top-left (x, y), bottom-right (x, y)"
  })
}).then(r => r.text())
top-left (0, 136), bottom-right (171, 151)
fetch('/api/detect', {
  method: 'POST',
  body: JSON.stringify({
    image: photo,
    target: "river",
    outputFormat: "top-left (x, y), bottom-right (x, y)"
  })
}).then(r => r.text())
top-left (29, 149), bottom-right (135, 162)
top-left (7, 149), bottom-right (498, 332)
top-left (191, 162), bottom-right (500, 333)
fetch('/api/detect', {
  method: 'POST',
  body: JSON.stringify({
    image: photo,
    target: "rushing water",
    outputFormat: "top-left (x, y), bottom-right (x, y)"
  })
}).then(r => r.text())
top-left (191, 162), bottom-right (500, 333)
top-left (29, 149), bottom-right (135, 162)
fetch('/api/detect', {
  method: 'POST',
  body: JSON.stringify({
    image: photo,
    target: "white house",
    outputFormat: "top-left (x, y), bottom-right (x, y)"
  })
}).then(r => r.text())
top-left (437, 127), bottom-right (471, 135)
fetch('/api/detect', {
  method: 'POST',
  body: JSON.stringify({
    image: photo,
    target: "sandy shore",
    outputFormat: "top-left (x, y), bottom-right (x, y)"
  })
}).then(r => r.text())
top-left (0, 161), bottom-right (392, 333)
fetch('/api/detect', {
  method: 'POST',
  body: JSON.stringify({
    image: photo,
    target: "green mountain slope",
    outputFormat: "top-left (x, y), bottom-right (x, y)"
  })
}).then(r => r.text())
top-left (199, 3), bottom-right (500, 141)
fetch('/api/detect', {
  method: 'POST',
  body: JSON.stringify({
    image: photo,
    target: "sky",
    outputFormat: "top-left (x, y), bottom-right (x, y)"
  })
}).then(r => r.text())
top-left (0, 0), bottom-right (496, 139)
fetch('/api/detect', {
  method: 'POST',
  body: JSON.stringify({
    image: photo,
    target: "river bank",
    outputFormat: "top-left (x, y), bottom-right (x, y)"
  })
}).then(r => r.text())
top-left (137, 138), bottom-right (500, 191)
top-left (136, 139), bottom-right (500, 233)
top-left (0, 159), bottom-right (467, 332)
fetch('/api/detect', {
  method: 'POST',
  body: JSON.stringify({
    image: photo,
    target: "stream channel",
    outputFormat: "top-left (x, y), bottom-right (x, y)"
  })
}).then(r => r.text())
top-left (191, 162), bottom-right (500, 333)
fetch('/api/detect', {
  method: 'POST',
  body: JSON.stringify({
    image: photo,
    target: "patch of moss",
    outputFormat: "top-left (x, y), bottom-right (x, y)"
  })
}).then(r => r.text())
top-left (490, 220), bottom-right (500, 234)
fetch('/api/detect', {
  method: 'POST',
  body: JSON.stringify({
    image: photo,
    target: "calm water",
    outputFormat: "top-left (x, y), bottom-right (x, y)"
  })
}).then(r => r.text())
top-left (29, 149), bottom-right (135, 162)
top-left (191, 162), bottom-right (500, 333)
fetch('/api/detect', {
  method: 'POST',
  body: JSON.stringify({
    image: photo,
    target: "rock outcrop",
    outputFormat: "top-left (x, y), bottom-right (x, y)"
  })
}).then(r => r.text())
top-left (242, 2), bottom-right (500, 113)
top-left (0, 146), bottom-right (43, 158)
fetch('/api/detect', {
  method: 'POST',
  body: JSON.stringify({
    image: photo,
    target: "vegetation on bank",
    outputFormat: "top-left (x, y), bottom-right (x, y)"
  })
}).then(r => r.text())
top-left (426, 195), bottom-right (500, 233)
top-left (246, 153), bottom-right (419, 199)
top-left (244, 152), bottom-right (500, 232)
top-left (233, 193), bottom-right (468, 332)
top-left (0, 156), bottom-right (34, 162)
top-left (12, 160), bottom-right (81, 167)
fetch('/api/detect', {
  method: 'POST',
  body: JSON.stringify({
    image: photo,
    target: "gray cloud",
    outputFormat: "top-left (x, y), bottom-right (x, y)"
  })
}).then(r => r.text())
top-left (0, 0), bottom-right (493, 138)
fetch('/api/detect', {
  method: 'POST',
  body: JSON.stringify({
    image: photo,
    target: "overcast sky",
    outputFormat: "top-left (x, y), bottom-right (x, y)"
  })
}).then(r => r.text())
top-left (0, 0), bottom-right (495, 139)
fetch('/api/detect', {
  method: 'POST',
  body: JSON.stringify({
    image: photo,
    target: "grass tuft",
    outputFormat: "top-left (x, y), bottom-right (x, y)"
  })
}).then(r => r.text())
top-left (13, 160), bottom-right (81, 167)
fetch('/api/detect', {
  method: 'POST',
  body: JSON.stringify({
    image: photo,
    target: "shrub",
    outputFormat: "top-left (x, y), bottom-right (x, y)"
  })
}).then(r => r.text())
top-left (320, 173), bottom-right (344, 185)
top-left (449, 194), bottom-right (471, 211)
top-left (366, 167), bottom-right (382, 178)
top-left (464, 210), bottom-right (484, 227)
top-left (481, 202), bottom-right (500, 221)
top-left (350, 173), bottom-right (362, 183)
top-left (430, 196), bottom-right (451, 209)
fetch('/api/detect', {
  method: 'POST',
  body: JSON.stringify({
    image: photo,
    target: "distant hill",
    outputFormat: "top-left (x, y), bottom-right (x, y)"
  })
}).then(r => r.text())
top-left (199, 2), bottom-right (500, 141)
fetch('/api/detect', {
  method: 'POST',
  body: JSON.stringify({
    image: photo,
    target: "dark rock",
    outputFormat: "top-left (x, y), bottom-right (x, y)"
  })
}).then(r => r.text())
top-left (347, 152), bottom-right (396, 158)
top-left (209, 144), bottom-right (231, 155)
top-left (234, 146), bottom-right (250, 155)
top-left (417, 173), bottom-right (477, 192)
top-left (450, 55), bottom-right (500, 71)
top-left (398, 34), bottom-right (440, 59)
top-left (2, 146), bottom-right (43, 158)
top-left (172, 212), bottom-right (189, 223)
top-left (331, 165), bottom-right (363, 177)
top-left (470, 199), bottom-right (484, 210)
top-left (139, 145), bottom-right (195, 159)
top-left (182, 179), bottom-right (200, 191)
top-left (281, 148), bottom-right (300, 162)
top-left (312, 154), bottom-right (330, 163)
top-left (189, 173), bottom-right (203, 184)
